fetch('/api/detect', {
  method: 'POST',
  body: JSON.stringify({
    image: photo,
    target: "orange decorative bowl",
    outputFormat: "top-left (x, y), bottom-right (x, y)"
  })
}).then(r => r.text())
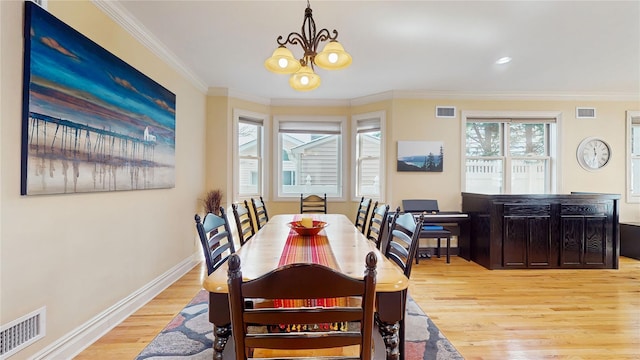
top-left (287, 220), bottom-right (328, 236)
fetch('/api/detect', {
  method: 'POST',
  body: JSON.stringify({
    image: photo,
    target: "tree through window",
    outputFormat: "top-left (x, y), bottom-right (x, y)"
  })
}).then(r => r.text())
top-left (465, 119), bottom-right (553, 194)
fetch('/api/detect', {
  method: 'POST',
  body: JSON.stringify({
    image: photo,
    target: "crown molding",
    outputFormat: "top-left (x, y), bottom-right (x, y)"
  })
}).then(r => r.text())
top-left (349, 91), bottom-right (395, 106)
top-left (92, 0), bottom-right (208, 93)
top-left (206, 87), bottom-right (229, 97)
top-left (208, 87), bottom-right (272, 106)
top-left (389, 90), bottom-right (640, 102)
top-left (270, 98), bottom-right (350, 107)
top-left (271, 90), bottom-right (639, 107)
top-left (207, 88), bottom-right (350, 107)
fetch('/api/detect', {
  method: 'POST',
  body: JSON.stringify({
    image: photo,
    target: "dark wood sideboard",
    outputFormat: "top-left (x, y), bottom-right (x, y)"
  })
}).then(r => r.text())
top-left (461, 192), bottom-right (620, 269)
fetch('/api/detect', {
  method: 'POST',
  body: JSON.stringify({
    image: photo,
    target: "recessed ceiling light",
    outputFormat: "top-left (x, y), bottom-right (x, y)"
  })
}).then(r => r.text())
top-left (496, 56), bottom-right (512, 65)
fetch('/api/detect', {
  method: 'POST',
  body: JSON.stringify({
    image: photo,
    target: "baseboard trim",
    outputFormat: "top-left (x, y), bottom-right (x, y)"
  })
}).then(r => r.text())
top-left (30, 253), bottom-right (201, 360)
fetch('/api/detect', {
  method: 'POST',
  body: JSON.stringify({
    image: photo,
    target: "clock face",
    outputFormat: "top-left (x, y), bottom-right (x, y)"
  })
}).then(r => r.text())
top-left (577, 138), bottom-right (611, 170)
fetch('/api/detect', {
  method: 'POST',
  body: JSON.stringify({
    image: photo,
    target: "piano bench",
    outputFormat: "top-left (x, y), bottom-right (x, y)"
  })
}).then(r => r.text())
top-left (417, 229), bottom-right (452, 264)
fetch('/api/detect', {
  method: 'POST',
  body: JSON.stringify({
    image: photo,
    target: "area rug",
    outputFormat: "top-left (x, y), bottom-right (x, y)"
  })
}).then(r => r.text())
top-left (135, 290), bottom-right (463, 360)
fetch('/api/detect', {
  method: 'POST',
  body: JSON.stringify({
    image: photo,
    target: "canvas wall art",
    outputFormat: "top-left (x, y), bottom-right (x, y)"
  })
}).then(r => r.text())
top-left (21, 2), bottom-right (176, 195)
top-left (397, 141), bottom-right (444, 172)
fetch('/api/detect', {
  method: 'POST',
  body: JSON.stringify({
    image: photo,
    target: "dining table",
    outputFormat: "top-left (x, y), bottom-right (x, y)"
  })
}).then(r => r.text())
top-left (202, 213), bottom-right (409, 360)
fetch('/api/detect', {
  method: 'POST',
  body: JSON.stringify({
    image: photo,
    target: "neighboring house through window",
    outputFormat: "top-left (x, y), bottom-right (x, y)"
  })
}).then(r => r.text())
top-left (233, 109), bottom-right (268, 201)
top-left (462, 111), bottom-right (560, 194)
top-left (274, 115), bottom-right (345, 199)
top-left (352, 111), bottom-right (385, 200)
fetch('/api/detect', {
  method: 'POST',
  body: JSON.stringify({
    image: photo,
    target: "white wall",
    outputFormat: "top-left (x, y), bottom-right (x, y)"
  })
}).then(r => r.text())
top-left (0, 1), bottom-right (207, 358)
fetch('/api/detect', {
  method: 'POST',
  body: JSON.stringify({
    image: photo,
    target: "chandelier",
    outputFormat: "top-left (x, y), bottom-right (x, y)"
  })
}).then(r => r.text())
top-left (264, 1), bottom-right (352, 92)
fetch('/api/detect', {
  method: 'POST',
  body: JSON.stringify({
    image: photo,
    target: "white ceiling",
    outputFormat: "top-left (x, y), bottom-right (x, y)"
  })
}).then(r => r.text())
top-left (106, 0), bottom-right (640, 102)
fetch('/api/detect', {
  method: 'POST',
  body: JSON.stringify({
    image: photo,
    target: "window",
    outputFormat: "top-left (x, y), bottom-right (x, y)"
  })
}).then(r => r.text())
top-left (463, 112), bottom-right (559, 194)
top-left (352, 111), bottom-right (385, 200)
top-left (275, 116), bottom-right (345, 199)
top-left (283, 171), bottom-right (296, 186)
top-left (627, 111), bottom-right (640, 203)
top-left (233, 110), bottom-right (268, 200)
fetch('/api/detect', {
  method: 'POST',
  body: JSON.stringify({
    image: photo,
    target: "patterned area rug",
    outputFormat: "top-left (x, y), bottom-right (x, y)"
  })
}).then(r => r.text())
top-left (135, 290), bottom-right (463, 360)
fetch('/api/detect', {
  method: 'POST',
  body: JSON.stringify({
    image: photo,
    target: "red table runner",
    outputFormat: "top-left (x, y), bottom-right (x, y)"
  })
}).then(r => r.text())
top-left (274, 216), bottom-right (347, 331)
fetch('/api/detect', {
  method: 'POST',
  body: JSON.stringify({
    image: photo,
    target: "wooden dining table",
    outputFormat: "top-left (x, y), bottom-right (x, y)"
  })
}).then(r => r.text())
top-left (202, 213), bottom-right (409, 360)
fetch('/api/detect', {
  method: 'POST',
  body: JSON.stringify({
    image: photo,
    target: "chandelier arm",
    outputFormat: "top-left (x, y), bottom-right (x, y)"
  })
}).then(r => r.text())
top-left (276, 33), bottom-right (304, 48)
top-left (331, 29), bottom-right (339, 41)
top-left (311, 28), bottom-right (338, 52)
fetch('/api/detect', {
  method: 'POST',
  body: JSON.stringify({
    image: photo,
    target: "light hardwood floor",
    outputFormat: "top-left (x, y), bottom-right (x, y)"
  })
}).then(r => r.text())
top-left (75, 256), bottom-right (640, 360)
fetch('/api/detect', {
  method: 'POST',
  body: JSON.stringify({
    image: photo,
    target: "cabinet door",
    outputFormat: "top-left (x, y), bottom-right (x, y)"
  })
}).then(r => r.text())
top-left (503, 217), bottom-right (527, 267)
top-left (528, 217), bottom-right (552, 267)
top-left (583, 217), bottom-right (607, 265)
top-left (560, 217), bottom-right (584, 266)
top-left (503, 216), bottom-right (551, 268)
top-left (503, 204), bottom-right (552, 268)
top-left (560, 203), bottom-right (609, 268)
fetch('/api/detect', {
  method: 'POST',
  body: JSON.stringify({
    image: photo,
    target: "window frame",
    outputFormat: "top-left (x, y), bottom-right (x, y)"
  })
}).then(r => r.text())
top-left (232, 109), bottom-right (269, 202)
top-left (627, 110), bottom-right (640, 203)
top-left (351, 111), bottom-right (386, 202)
top-left (461, 111), bottom-right (562, 195)
top-left (273, 115), bottom-right (347, 201)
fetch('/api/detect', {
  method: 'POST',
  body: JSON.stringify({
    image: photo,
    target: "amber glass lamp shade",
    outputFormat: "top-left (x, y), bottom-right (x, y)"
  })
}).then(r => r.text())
top-left (264, 46), bottom-right (301, 74)
top-left (314, 41), bottom-right (352, 70)
top-left (289, 65), bottom-right (321, 91)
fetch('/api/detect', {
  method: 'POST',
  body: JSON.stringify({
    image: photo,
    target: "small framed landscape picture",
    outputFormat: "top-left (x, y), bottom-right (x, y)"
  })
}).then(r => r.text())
top-left (397, 141), bottom-right (444, 172)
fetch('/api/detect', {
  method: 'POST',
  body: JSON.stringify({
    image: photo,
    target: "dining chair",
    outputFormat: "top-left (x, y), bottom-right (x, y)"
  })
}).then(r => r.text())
top-left (231, 200), bottom-right (255, 246)
top-left (300, 193), bottom-right (327, 214)
top-left (354, 197), bottom-right (372, 234)
top-left (383, 208), bottom-right (424, 359)
top-left (250, 196), bottom-right (269, 230)
top-left (365, 202), bottom-right (390, 250)
top-left (194, 207), bottom-right (236, 275)
top-left (227, 251), bottom-right (378, 360)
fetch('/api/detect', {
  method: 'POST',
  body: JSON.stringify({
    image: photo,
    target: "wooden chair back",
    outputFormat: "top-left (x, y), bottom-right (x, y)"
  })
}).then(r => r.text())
top-left (300, 193), bottom-right (327, 214)
top-left (250, 196), bottom-right (269, 230)
top-left (232, 201), bottom-right (255, 246)
top-left (194, 207), bottom-right (236, 275)
top-left (382, 208), bottom-right (423, 357)
top-left (354, 197), bottom-right (372, 234)
top-left (384, 208), bottom-right (424, 278)
top-left (366, 202), bottom-right (390, 250)
top-left (227, 251), bottom-right (378, 360)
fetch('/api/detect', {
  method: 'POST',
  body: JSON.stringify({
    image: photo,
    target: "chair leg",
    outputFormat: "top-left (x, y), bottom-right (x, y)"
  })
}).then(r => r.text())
top-left (436, 238), bottom-right (441, 258)
top-left (398, 317), bottom-right (405, 359)
top-left (446, 236), bottom-right (451, 264)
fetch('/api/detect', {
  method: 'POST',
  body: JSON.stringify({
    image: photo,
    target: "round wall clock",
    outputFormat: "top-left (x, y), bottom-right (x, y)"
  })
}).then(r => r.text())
top-left (577, 137), bottom-right (611, 170)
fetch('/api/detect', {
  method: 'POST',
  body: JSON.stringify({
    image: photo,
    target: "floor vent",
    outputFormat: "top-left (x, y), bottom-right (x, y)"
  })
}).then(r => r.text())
top-left (436, 106), bottom-right (456, 118)
top-left (576, 107), bottom-right (596, 119)
top-left (0, 307), bottom-right (46, 358)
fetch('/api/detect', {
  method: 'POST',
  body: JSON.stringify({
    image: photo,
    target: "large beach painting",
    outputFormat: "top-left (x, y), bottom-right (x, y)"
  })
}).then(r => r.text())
top-left (397, 141), bottom-right (444, 172)
top-left (21, 2), bottom-right (176, 195)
